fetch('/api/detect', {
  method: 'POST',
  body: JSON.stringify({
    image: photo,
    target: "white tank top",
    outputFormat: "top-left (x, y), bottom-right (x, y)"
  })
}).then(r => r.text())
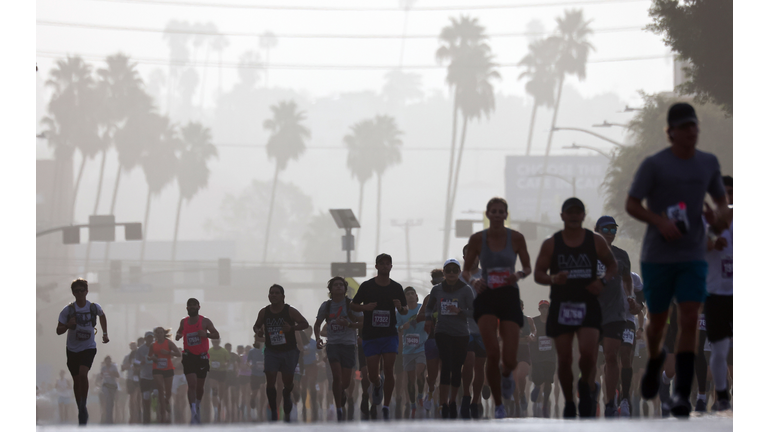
top-left (705, 222), bottom-right (733, 296)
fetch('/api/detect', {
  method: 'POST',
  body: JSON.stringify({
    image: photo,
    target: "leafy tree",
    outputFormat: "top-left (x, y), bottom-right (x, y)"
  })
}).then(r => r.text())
top-left (171, 122), bottom-right (218, 261)
top-left (262, 100), bottom-right (310, 261)
top-left (647, 0), bottom-right (733, 114)
top-left (602, 92), bottom-right (733, 243)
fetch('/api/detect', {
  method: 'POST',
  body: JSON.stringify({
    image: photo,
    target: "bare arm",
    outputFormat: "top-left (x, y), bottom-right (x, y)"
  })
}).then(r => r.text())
top-left (169, 341), bottom-right (182, 357)
top-left (313, 317), bottom-right (324, 343)
top-left (533, 238), bottom-right (555, 286)
top-left (416, 295), bottom-right (430, 323)
top-left (253, 309), bottom-right (266, 337)
top-left (595, 235), bottom-right (618, 283)
top-left (289, 307), bottom-right (310, 332)
top-left (175, 319), bottom-right (185, 341)
top-left (626, 195), bottom-right (682, 242)
top-left (461, 233), bottom-right (482, 283)
top-left (513, 231), bottom-right (533, 279)
top-left (203, 318), bottom-right (220, 340)
top-left (99, 313), bottom-right (109, 343)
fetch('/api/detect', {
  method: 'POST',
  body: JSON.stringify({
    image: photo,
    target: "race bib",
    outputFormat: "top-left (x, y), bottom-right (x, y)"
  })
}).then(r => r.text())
top-left (157, 358), bottom-right (168, 369)
top-left (557, 302), bottom-right (586, 326)
top-left (440, 299), bottom-right (459, 316)
top-left (704, 338), bottom-right (712, 352)
top-left (537, 336), bottom-right (552, 352)
top-left (698, 314), bottom-right (707, 331)
top-left (487, 267), bottom-right (511, 289)
top-left (75, 329), bottom-right (92, 341)
top-left (186, 332), bottom-right (201, 346)
top-left (269, 329), bottom-right (287, 345)
top-left (372, 310), bottom-right (390, 328)
top-left (228, 362), bottom-right (235, 371)
top-left (330, 321), bottom-right (346, 333)
top-left (211, 361), bottom-right (221, 369)
top-left (721, 258), bottom-right (733, 279)
top-left (405, 334), bottom-right (420, 347)
top-left (666, 202), bottom-right (689, 234)
top-left (622, 328), bottom-right (635, 345)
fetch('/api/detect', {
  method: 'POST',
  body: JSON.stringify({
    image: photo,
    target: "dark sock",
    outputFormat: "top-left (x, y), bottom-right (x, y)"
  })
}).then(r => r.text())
top-left (646, 349), bottom-right (666, 376)
top-left (675, 352), bottom-right (696, 399)
top-left (621, 368), bottom-right (633, 400)
top-left (282, 388), bottom-right (293, 418)
top-left (266, 387), bottom-right (277, 420)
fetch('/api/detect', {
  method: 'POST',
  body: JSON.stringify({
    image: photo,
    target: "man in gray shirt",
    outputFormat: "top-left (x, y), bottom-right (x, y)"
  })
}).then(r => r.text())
top-left (626, 102), bottom-right (729, 418)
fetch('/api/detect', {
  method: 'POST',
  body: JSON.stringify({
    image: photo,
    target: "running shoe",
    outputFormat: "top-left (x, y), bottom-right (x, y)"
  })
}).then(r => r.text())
top-left (619, 398), bottom-right (631, 418)
top-left (669, 394), bottom-right (692, 418)
top-left (713, 399), bottom-right (731, 412)
top-left (591, 382), bottom-right (600, 417)
top-left (501, 373), bottom-right (516, 400)
top-left (382, 406), bottom-right (390, 421)
top-left (441, 403), bottom-right (450, 419)
top-left (372, 381), bottom-right (384, 406)
top-left (424, 391), bottom-right (434, 411)
top-left (460, 396), bottom-right (471, 419)
top-left (695, 399), bottom-right (707, 413)
top-left (494, 404), bottom-right (506, 419)
top-left (337, 408), bottom-right (344, 422)
top-left (577, 380), bottom-right (593, 418)
top-left (661, 401), bottom-right (671, 418)
top-left (470, 403), bottom-right (479, 419)
top-left (410, 405), bottom-right (417, 419)
top-left (641, 349), bottom-right (667, 399)
top-left (520, 396), bottom-right (528, 417)
top-left (605, 401), bottom-right (617, 418)
top-left (563, 401), bottom-right (577, 419)
top-left (78, 404), bottom-right (88, 425)
top-left (449, 401), bottom-right (458, 419)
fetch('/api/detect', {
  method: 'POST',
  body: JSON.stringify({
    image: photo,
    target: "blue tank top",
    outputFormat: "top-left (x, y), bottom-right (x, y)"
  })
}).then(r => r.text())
top-left (480, 228), bottom-right (518, 289)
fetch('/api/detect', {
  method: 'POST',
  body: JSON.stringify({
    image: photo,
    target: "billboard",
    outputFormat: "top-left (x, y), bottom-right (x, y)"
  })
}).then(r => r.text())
top-left (505, 155), bottom-right (609, 223)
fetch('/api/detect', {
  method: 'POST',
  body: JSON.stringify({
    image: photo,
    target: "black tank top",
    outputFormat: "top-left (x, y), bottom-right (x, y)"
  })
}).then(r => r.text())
top-left (263, 304), bottom-right (297, 352)
top-left (550, 230), bottom-right (598, 302)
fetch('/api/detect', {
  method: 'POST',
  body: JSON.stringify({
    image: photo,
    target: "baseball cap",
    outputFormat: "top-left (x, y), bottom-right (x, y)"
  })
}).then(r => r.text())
top-left (667, 102), bottom-right (698, 128)
top-left (538, 300), bottom-right (550, 307)
top-left (595, 215), bottom-right (618, 229)
top-left (144, 331), bottom-right (154, 338)
top-left (443, 258), bottom-right (461, 269)
top-left (561, 197), bottom-right (585, 213)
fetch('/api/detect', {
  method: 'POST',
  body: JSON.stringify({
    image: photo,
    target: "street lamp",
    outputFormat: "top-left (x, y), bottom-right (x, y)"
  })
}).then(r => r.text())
top-left (526, 173), bottom-right (576, 197)
top-left (563, 143), bottom-right (612, 159)
top-left (592, 120), bottom-right (629, 129)
top-left (551, 126), bottom-right (625, 148)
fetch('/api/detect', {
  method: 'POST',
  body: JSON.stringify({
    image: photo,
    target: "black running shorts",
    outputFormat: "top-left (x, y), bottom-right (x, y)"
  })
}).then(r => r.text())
top-left (601, 321), bottom-right (626, 341)
top-left (182, 351), bottom-right (210, 379)
top-left (473, 285), bottom-right (524, 327)
top-left (66, 348), bottom-right (97, 377)
top-left (546, 297), bottom-right (602, 338)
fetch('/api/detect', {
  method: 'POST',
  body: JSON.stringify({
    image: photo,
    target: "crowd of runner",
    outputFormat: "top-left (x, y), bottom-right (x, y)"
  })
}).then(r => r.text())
top-left (52, 102), bottom-right (733, 425)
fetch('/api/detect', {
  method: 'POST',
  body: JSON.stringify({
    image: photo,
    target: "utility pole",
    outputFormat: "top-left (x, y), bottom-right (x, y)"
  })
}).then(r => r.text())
top-left (391, 219), bottom-right (422, 283)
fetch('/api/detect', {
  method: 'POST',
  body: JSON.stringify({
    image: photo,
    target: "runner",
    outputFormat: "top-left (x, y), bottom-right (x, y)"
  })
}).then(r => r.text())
top-left (247, 341), bottom-right (266, 421)
top-left (137, 331), bottom-right (156, 424)
top-left (705, 174), bottom-right (733, 412)
top-left (314, 276), bottom-right (363, 421)
top-left (533, 197), bottom-right (618, 418)
top-left (98, 356), bottom-right (120, 424)
top-left (350, 253), bottom-right (408, 421)
top-left (208, 338), bottom-right (229, 422)
top-left (253, 284), bottom-right (310, 423)
top-left (621, 272), bottom-right (645, 417)
top-left (237, 345), bottom-right (251, 421)
top-left (530, 300), bottom-right (556, 418)
top-left (424, 258), bottom-right (474, 419)
top-left (175, 298), bottom-right (220, 424)
top-left (299, 329), bottom-right (320, 422)
top-left (55, 370), bottom-right (72, 423)
top-left (461, 197), bottom-right (532, 419)
top-left (417, 268), bottom-right (444, 418)
top-left (513, 300), bottom-right (536, 417)
top-left (459, 245), bottom-right (486, 419)
top-left (150, 327), bottom-right (181, 424)
top-left (396, 286), bottom-right (428, 419)
top-left (626, 102), bottom-right (729, 417)
top-left (225, 343), bottom-right (241, 422)
top-left (120, 341), bottom-right (141, 424)
top-left (56, 278), bottom-right (109, 425)
top-left (591, 215), bottom-right (637, 417)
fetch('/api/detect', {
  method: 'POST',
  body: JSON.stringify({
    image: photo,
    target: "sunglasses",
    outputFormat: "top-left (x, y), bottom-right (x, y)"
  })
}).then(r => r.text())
top-left (600, 227), bottom-right (617, 234)
top-left (443, 267), bottom-right (460, 274)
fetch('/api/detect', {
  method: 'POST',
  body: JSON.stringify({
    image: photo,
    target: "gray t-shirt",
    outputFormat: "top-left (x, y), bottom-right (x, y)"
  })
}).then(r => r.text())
top-left (101, 363), bottom-right (119, 387)
top-left (628, 147), bottom-right (725, 263)
top-left (57, 301), bottom-right (104, 353)
top-left (316, 299), bottom-right (361, 345)
top-left (136, 344), bottom-right (154, 380)
top-left (424, 281), bottom-right (474, 337)
top-left (597, 245), bottom-right (631, 325)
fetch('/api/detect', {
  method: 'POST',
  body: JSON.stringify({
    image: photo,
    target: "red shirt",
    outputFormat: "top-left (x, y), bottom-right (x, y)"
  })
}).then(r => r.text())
top-left (182, 315), bottom-right (209, 355)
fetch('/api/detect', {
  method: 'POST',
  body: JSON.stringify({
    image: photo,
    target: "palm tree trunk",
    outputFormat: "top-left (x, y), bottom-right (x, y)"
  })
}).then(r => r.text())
top-left (375, 172), bottom-right (382, 256)
top-left (449, 113), bottom-right (470, 219)
top-left (262, 165), bottom-right (280, 262)
top-left (103, 167), bottom-right (122, 264)
top-left (139, 189), bottom-right (152, 267)
top-left (171, 194), bottom-right (183, 262)
top-left (70, 155), bottom-right (88, 223)
top-left (354, 180), bottom-right (365, 262)
top-left (534, 76), bottom-right (565, 222)
top-left (48, 157), bottom-right (62, 224)
top-left (525, 103), bottom-right (539, 156)
top-left (83, 149), bottom-right (109, 275)
top-left (199, 46), bottom-right (210, 108)
top-left (441, 92), bottom-right (460, 260)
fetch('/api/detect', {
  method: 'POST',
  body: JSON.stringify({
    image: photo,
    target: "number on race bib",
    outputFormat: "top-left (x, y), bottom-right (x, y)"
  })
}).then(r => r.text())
top-left (157, 359), bottom-right (168, 369)
top-left (372, 310), bottom-right (390, 328)
top-left (269, 329), bottom-right (287, 345)
top-left (487, 267), bottom-right (511, 289)
top-left (557, 302), bottom-right (586, 326)
top-left (405, 334), bottom-right (420, 347)
top-left (622, 328), bottom-right (635, 345)
top-left (698, 314), bottom-right (707, 331)
top-left (440, 299), bottom-right (459, 316)
top-left (76, 329), bottom-right (92, 341)
top-left (538, 336), bottom-right (552, 352)
top-left (721, 258), bottom-right (733, 279)
top-left (186, 332), bottom-right (201, 346)
top-left (211, 361), bottom-right (221, 369)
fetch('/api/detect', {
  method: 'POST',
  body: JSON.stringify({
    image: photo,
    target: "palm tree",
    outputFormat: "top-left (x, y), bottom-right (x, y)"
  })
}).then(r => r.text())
top-left (262, 100), bottom-right (310, 262)
top-left (42, 55), bottom-right (102, 224)
top-left (398, 0), bottom-right (418, 67)
top-left (211, 33), bottom-right (230, 95)
top-left (534, 9), bottom-right (594, 221)
top-left (171, 122), bottom-right (218, 261)
top-left (436, 15), bottom-right (499, 260)
top-left (197, 22), bottom-right (219, 108)
top-left (162, 20), bottom-right (192, 116)
top-left (259, 31), bottom-right (278, 88)
top-left (518, 37), bottom-right (559, 156)
top-left (345, 116), bottom-right (403, 257)
top-left (138, 115), bottom-right (181, 266)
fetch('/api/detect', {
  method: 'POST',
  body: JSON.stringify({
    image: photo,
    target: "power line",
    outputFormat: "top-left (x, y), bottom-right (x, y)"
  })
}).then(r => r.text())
top-left (37, 19), bottom-right (643, 39)
top-left (36, 50), bottom-right (672, 70)
top-left (212, 143), bottom-right (532, 152)
top-left (89, 0), bottom-right (648, 12)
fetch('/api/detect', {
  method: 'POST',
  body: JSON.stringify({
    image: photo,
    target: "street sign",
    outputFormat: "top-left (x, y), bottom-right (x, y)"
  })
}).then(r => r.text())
top-left (331, 262), bottom-right (366, 278)
top-left (89, 215), bottom-right (115, 242)
top-left (62, 226), bottom-right (80, 244)
top-left (124, 223), bottom-right (143, 240)
top-left (341, 234), bottom-right (355, 251)
top-left (455, 220), bottom-right (476, 238)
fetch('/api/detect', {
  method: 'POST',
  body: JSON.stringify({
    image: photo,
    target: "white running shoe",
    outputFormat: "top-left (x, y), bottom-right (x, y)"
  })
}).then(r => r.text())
top-left (619, 398), bottom-right (631, 418)
top-left (424, 392), bottom-right (433, 411)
